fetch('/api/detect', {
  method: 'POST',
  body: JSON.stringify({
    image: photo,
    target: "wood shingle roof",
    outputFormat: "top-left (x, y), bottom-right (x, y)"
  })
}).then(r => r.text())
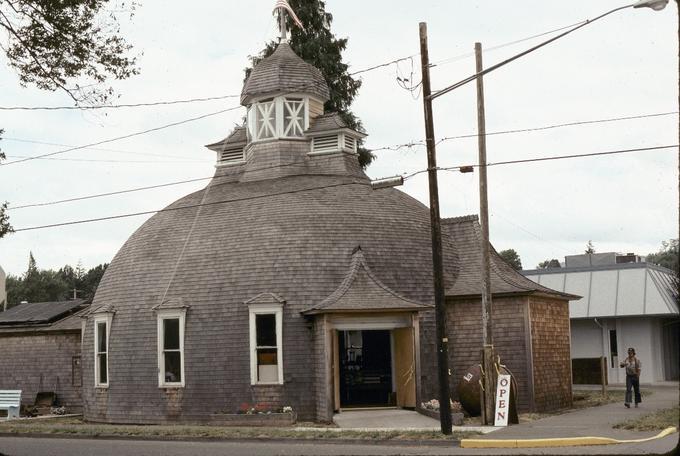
top-left (241, 42), bottom-right (330, 105)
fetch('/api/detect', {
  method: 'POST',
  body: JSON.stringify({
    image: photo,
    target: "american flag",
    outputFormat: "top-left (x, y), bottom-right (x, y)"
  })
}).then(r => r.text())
top-left (274, 0), bottom-right (304, 30)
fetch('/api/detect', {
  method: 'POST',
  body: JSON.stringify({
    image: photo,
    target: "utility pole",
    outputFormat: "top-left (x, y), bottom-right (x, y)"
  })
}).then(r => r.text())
top-left (475, 42), bottom-right (497, 426)
top-left (419, 22), bottom-right (452, 435)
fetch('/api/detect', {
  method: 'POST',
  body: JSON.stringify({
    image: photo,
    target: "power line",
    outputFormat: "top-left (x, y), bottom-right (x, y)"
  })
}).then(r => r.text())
top-left (0, 94), bottom-right (240, 111)
top-left (396, 144), bottom-right (676, 180)
top-left (349, 55), bottom-right (418, 76)
top-left (437, 112), bottom-right (679, 144)
top-left (12, 180), bottom-right (365, 232)
top-left (0, 53), bottom-right (423, 112)
top-left (8, 176), bottom-right (214, 210)
top-left (4, 154), bottom-right (208, 164)
top-left (368, 111), bottom-right (677, 152)
top-left (2, 137), bottom-right (210, 161)
top-left (0, 106), bottom-right (244, 166)
top-left (8, 153), bottom-right (359, 210)
top-left (429, 20), bottom-right (587, 67)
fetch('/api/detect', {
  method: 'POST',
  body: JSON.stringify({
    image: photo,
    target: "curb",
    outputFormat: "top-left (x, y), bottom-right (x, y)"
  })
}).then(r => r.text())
top-left (460, 426), bottom-right (677, 448)
top-left (0, 432), bottom-right (458, 447)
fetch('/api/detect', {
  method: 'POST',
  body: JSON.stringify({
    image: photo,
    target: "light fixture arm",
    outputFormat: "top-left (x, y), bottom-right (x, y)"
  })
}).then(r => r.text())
top-left (429, 1), bottom-right (665, 101)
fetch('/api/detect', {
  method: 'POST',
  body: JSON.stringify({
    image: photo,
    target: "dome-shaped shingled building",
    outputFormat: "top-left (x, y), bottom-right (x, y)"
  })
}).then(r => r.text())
top-left (81, 33), bottom-right (575, 424)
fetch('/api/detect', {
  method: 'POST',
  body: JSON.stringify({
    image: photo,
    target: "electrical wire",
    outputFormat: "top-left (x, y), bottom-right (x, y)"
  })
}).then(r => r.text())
top-left (2, 137), bottom-right (212, 161)
top-left (397, 144), bottom-right (677, 180)
top-left (8, 176), bottom-right (214, 210)
top-left (0, 94), bottom-right (241, 111)
top-left (8, 153), bottom-right (361, 210)
top-left (368, 111), bottom-right (678, 152)
top-left (4, 154), bottom-right (208, 164)
top-left (429, 20), bottom-right (587, 67)
top-left (12, 180), bottom-right (366, 232)
top-left (10, 144), bottom-right (676, 230)
top-left (0, 106), bottom-right (244, 166)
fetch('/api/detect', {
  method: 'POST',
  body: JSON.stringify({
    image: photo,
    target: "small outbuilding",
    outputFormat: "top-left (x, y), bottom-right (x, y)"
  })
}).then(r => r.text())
top-left (0, 300), bottom-right (87, 412)
top-left (524, 253), bottom-right (679, 385)
top-left (436, 216), bottom-right (579, 412)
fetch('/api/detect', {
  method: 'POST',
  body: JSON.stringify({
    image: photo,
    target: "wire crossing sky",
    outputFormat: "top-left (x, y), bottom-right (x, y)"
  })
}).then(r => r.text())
top-left (0, 0), bottom-right (676, 275)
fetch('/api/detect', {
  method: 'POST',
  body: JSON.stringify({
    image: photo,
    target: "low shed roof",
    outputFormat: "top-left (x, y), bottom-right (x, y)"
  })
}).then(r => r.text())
top-left (442, 215), bottom-right (578, 300)
top-left (0, 300), bottom-right (85, 325)
top-left (523, 263), bottom-right (678, 318)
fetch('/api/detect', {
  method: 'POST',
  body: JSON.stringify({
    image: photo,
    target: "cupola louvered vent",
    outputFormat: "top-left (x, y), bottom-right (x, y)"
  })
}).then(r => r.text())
top-left (312, 134), bottom-right (339, 154)
top-left (219, 147), bottom-right (245, 164)
top-left (344, 135), bottom-right (356, 152)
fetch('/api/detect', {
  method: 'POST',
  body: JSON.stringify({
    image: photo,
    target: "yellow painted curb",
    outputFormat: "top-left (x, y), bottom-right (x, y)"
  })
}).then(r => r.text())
top-left (459, 426), bottom-right (677, 448)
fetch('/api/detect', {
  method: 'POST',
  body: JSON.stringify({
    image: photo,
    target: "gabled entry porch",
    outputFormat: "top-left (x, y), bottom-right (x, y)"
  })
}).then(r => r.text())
top-left (302, 248), bottom-right (432, 422)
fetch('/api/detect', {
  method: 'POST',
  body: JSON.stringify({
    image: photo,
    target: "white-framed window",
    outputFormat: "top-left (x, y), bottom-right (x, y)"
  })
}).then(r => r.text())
top-left (249, 304), bottom-right (283, 385)
top-left (157, 310), bottom-right (186, 387)
top-left (255, 99), bottom-right (276, 140)
top-left (93, 315), bottom-right (111, 387)
top-left (247, 96), bottom-right (308, 142)
top-left (282, 98), bottom-right (305, 137)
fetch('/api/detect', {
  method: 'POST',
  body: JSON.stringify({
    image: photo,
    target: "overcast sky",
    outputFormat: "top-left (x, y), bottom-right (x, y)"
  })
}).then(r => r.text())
top-left (0, 0), bottom-right (677, 277)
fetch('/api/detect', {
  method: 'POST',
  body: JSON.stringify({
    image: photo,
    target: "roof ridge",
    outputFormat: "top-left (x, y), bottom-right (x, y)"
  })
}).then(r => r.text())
top-left (442, 214), bottom-right (478, 224)
top-left (306, 247), bottom-right (428, 313)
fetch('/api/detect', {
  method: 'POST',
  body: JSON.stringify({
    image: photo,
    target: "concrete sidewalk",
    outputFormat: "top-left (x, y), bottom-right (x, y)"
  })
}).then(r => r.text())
top-left (467, 385), bottom-right (678, 453)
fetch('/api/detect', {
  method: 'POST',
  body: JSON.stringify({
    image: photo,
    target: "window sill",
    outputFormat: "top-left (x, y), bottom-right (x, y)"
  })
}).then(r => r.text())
top-left (95, 385), bottom-right (109, 390)
top-left (159, 384), bottom-right (185, 389)
top-left (251, 382), bottom-right (284, 387)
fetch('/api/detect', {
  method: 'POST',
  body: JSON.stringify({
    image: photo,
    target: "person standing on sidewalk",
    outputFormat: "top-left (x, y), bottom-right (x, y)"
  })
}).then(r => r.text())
top-left (620, 347), bottom-right (642, 408)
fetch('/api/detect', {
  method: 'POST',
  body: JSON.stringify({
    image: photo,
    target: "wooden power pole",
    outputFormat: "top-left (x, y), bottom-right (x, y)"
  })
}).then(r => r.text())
top-left (475, 42), bottom-right (497, 425)
top-left (419, 22), bottom-right (453, 435)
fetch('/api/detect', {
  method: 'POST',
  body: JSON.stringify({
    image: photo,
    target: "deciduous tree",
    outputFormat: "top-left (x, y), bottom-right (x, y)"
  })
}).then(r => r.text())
top-left (537, 259), bottom-right (561, 269)
top-left (646, 239), bottom-right (678, 272)
top-left (498, 249), bottom-right (522, 271)
top-left (0, 1), bottom-right (138, 238)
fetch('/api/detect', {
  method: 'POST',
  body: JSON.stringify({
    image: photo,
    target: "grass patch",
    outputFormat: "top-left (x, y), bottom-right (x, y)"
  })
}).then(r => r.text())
top-left (613, 406), bottom-right (679, 432)
top-left (0, 418), bottom-right (479, 441)
top-left (572, 389), bottom-right (652, 409)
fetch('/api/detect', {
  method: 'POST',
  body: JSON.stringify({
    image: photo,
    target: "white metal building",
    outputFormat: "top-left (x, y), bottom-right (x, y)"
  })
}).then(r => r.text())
top-left (523, 253), bottom-right (678, 384)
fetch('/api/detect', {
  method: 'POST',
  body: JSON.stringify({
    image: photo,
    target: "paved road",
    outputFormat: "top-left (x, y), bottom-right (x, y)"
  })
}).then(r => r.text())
top-left (0, 435), bottom-right (677, 456)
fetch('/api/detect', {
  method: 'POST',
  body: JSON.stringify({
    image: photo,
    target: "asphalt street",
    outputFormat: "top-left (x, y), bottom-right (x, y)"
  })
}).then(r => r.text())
top-left (0, 435), bottom-right (677, 456)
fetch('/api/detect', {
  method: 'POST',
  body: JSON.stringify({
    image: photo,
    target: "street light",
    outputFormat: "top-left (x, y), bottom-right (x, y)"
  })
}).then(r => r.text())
top-left (419, 0), bottom-right (668, 433)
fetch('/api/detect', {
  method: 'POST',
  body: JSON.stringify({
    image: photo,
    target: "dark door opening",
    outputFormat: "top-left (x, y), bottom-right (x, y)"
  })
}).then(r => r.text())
top-left (338, 330), bottom-right (393, 407)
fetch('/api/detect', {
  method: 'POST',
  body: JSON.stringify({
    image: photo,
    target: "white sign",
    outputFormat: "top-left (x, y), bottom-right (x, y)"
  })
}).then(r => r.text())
top-left (494, 374), bottom-right (511, 426)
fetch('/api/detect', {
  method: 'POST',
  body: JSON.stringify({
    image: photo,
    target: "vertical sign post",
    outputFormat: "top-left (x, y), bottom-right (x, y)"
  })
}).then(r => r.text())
top-left (494, 374), bottom-right (511, 426)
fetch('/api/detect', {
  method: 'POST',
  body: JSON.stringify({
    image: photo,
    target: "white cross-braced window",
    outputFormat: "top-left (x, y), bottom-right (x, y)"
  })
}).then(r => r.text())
top-left (283, 98), bottom-right (305, 137)
top-left (256, 100), bottom-right (276, 139)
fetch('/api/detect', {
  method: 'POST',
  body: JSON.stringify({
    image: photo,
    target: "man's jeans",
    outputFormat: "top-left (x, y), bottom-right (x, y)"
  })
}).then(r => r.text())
top-left (625, 374), bottom-right (641, 404)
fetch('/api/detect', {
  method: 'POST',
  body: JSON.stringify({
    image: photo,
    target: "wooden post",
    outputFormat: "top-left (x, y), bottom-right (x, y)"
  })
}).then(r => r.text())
top-left (475, 42), bottom-right (496, 425)
top-left (419, 22), bottom-right (452, 435)
top-left (600, 356), bottom-right (607, 398)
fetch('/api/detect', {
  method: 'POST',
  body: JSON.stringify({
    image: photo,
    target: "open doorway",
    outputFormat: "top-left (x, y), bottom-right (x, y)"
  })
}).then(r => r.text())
top-left (338, 330), bottom-right (392, 407)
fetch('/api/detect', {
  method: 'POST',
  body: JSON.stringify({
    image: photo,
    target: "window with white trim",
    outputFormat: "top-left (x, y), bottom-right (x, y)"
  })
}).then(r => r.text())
top-left (157, 310), bottom-right (186, 387)
top-left (255, 99), bottom-right (276, 140)
top-left (283, 98), bottom-right (305, 137)
top-left (94, 316), bottom-right (110, 387)
top-left (247, 96), bottom-right (308, 142)
top-left (249, 305), bottom-right (283, 384)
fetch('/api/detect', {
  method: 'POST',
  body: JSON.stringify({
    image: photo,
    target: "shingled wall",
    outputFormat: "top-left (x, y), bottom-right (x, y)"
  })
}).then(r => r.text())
top-left (0, 332), bottom-right (82, 411)
top-left (528, 296), bottom-right (573, 411)
top-left (444, 297), bottom-right (532, 412)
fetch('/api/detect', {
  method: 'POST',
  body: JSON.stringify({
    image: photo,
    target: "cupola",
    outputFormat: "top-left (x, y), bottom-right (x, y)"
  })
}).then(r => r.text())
top-left (241, 43), bottom-right (330, 143)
